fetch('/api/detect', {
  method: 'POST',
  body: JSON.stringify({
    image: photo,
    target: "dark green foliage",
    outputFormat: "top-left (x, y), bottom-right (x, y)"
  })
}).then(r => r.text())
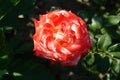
top-left (0, 0), bottom-right (120, 80)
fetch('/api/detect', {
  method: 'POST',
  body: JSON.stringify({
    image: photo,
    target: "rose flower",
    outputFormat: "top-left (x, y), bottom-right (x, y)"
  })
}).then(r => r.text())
top-left (33, 10), bottom-right (92, 66)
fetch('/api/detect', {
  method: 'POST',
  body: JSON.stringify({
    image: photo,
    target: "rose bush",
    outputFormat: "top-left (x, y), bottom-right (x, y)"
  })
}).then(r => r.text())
top-left (33, 10), bottom-right (92, 66)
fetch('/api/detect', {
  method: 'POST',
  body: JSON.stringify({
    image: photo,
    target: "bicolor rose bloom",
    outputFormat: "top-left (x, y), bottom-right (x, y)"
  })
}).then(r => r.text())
top-left (33, 10), bottom-right (92, 66)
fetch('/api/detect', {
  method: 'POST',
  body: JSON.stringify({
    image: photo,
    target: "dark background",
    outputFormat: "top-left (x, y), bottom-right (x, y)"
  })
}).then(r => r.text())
top-left (0, 0), bottom-right (120, 80)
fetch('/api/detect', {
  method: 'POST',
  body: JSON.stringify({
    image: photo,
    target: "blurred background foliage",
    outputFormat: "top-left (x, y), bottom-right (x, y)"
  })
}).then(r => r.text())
top-left (0, 0), bottom-right (120, 80)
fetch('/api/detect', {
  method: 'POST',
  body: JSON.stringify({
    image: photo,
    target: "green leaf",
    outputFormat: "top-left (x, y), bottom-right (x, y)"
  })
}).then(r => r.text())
top-left (109, 52), bottom-right (120, 59)
top-left (111, 59), bottom-right (120, 74)
top-left (108, 43), bottom-right (120, 52)
top-left (104, 15), bottom-right (120, 26)
top-left (89, 17), bottom-right (103, 34)
top-left (97, 34), bottom-right (112, 51)
top-left (0, 55), bottom-right (8, 60)
top-left (82, 53), bottom-right (99, 74)
top-left (4, 26), bottom-right (13, 31)
top-left (10, 0), bottom-right (21, 6)
top-left (102, 26), bottom-right (120, 40)
top-left (83, 53), bottom-right (95, 66)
